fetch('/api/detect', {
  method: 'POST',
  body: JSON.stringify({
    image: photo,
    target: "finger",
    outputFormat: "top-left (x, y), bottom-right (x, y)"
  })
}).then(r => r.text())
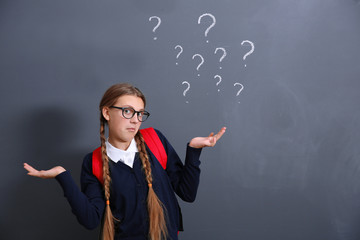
top-left (24, 163), bottom-right (37, 173)
top-left (208, 132), bottom-right (214, 137)
top-left (214, 127), bottom-right (226, 140)
top-left (27, 171), bottom-right (40, 177)
top-left (24, 164), bottom-right (43, 178)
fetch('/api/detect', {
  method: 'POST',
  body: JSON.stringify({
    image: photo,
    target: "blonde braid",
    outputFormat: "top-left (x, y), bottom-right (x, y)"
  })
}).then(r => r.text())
top-left (100, 119), bottom-right (116, 240)
top-left (135, 132), bottom-right (168, 240)
top-left (98, 83), bottom-right (149, 239)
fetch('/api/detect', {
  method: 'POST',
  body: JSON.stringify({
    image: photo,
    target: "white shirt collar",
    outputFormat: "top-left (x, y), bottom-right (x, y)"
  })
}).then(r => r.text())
top-left (105, 138), bottom-right (138, 168)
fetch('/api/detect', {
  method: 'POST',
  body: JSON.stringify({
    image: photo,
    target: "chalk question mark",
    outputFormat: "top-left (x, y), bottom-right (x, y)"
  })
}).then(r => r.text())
top-left (234, 82), bottom-right (244, 103)
top-left (214, 75), bottom-right (222, 92)
top-left (175, 45), bottom-right (183, 65)
top-left (149, 16), bottom-right (161, 40)
top-left (214, 47), bottom-right (227, 69)
top-left (198, 13), bottom-right (216, 43)
top-left (192, 54), bottom-right (204, 76)
top-left (241, 40), bottom-right (254, 67)
top-left (182, 81), bottom-right (190, 103)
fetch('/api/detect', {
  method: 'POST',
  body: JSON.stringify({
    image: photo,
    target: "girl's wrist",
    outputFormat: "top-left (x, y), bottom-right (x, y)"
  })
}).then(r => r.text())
top-left (55, 166), bottom-right (66, 175)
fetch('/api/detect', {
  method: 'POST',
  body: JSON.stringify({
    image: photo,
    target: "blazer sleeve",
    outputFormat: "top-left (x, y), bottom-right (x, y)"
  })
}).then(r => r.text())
top-left (155, 129), bottom-right (202, 202)
top-left (55, 153), bottom-right (105, 229)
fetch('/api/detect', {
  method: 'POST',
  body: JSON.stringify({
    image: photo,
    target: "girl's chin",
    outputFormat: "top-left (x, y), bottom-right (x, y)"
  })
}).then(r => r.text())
top-left (111, 132), bottom-right (136, 143)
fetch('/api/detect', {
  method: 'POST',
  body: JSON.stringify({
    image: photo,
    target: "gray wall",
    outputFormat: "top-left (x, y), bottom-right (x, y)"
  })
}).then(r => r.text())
top-left (1, 0), bottom-right (360, 239)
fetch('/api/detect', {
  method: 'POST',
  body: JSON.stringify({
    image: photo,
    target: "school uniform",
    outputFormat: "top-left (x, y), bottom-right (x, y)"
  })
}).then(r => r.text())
top-left (55, 129), bottom-right (202, 240)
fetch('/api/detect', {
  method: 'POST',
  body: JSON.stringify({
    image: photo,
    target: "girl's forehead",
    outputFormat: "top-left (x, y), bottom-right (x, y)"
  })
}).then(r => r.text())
top-left (115, 95), bottom-right (144, 108)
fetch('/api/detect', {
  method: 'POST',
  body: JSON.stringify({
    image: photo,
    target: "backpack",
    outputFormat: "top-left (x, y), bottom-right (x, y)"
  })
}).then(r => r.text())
top-left (92, 127), bottom-right (167, 184)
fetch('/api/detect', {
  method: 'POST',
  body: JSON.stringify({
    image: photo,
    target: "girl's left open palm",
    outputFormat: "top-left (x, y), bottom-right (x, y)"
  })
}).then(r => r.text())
top-left (189, 127), bottom-right (226, 149)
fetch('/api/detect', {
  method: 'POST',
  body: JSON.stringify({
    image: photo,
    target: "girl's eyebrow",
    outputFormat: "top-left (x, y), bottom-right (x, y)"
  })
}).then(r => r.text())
top-left (121, 105), bottom-right (145, 111)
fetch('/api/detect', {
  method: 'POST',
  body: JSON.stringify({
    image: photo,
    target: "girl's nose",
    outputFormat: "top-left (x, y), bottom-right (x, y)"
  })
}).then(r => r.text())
top-left (130, 113), bottom-right (140, 123)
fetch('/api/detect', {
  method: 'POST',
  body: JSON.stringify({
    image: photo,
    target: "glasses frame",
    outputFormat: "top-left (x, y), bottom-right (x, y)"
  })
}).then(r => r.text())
top-left (109, 106), bottom-right (150, 122)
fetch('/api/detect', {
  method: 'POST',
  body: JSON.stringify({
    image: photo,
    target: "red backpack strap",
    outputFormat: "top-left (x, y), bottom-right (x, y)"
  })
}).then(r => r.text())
top-left (140, 127), bottom-right (167, 169)
top-left (92, 147), bottom-right (104, 185)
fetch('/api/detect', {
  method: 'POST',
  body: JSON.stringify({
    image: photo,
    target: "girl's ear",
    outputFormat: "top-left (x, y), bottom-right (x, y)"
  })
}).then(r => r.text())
top-left (102, 107), bottom-right (110, 121)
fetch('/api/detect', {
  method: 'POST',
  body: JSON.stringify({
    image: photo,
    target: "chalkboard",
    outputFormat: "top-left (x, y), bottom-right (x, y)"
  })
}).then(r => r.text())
top-left (1, 0), bottom-right (360, 239)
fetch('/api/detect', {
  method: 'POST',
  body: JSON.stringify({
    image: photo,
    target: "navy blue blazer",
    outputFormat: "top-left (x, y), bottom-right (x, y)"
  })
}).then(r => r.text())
top-left (56, 129), bottom-right (202, 240)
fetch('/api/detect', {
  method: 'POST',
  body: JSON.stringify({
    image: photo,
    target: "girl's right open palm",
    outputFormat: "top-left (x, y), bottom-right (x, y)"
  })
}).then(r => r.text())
top-left (24, 163), bottom-right (66, 179)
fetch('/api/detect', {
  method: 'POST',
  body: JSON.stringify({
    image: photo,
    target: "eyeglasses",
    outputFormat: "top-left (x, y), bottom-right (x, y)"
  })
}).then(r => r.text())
top-left (110, 106), bottom-right (150, 122)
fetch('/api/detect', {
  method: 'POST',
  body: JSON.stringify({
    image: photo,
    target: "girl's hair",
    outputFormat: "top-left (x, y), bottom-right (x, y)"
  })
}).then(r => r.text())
top-left (99, 83), bottom-right (167, 240)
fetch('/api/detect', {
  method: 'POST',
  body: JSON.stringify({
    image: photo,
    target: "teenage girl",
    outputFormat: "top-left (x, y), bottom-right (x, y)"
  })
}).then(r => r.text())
top-left (24, 83), bottom-right (226, 240)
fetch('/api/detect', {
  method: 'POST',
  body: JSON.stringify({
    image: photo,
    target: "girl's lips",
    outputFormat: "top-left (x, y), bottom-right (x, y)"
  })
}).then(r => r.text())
top-left (127, 128), bottom-right (136, 132)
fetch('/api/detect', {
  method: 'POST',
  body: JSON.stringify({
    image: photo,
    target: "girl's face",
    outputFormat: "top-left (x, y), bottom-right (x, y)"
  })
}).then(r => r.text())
top-left (102, 95), bottom-right (145, 150)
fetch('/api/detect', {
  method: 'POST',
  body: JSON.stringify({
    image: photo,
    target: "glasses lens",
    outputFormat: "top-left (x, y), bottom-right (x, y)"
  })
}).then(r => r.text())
top-left (122, 107), bottom-right (135, 119)
top-left (138, 111), bottom-right (150, 122)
